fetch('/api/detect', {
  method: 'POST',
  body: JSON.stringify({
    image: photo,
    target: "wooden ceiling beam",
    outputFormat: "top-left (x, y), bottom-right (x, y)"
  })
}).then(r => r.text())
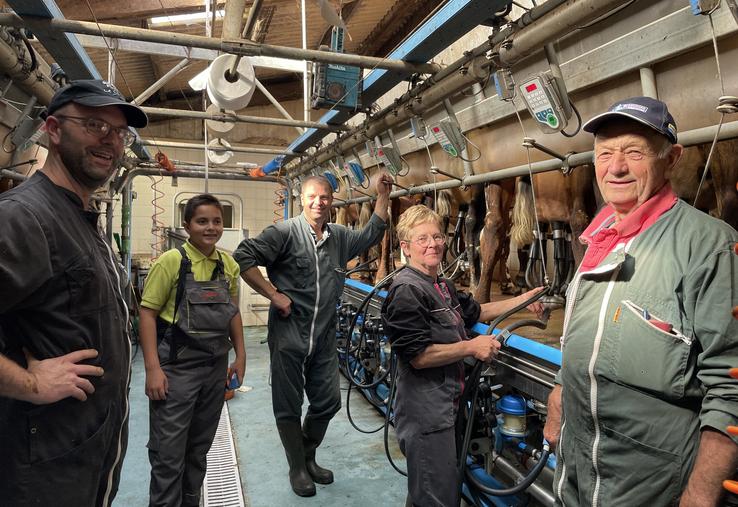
top-left (55, 0), bottom-right (226, 23)
top-left (357, 0), bottom-right (442, 57)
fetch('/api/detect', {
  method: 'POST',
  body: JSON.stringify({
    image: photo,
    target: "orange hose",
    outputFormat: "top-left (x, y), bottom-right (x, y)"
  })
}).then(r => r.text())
top-left (730, 368), bottom-right (738, 379)
top-left (155, 151), bottom-right (176, 172)
top-left (727, 426), bottom-right (738, 436)
top-left (251, 167), bottom-right (266, 177)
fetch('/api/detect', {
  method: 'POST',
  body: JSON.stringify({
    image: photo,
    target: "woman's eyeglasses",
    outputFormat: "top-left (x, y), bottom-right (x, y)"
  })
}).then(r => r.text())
top-left (407, 234), bottom-right (446, 247)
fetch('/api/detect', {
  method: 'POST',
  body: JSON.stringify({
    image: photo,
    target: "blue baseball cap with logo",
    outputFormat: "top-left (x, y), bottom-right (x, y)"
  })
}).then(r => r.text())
top-left (45, 79), bottom-right (148, 128)
top-left (583, 96), bottom-right (677, 144)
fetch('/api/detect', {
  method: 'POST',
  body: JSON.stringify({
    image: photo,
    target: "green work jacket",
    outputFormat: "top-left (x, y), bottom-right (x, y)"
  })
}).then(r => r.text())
top-left (554, 200), bottom-right (738, 507)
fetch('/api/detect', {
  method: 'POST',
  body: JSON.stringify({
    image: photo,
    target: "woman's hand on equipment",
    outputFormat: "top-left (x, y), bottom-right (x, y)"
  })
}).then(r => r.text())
top-left (520, 287), bottom-right (546, 319)
top-left (469, 334), bottom-right (501, 362)
top-left (145, 366), bottom-right (169, 401)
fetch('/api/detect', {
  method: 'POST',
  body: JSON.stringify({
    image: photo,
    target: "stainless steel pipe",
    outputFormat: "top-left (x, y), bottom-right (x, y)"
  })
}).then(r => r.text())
top-left (0, 14), bottom-right (440, 75)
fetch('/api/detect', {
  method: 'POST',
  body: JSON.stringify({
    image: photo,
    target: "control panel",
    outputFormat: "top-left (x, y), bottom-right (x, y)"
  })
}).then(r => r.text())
top-left (519, 72), bottom-right (570, 134)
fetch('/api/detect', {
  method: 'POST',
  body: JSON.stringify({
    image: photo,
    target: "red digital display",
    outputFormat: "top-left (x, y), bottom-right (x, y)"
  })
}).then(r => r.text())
top-left (432, 127), bottom-right (440, 132)
top-left (525, 83), bottom-right (538, 93)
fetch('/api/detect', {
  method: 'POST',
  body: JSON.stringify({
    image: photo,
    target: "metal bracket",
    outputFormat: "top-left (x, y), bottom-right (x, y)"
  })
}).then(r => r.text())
top-left (430, 165), bottom-right (464, 182)
top-left (522, 137), bottom-right (578, 175)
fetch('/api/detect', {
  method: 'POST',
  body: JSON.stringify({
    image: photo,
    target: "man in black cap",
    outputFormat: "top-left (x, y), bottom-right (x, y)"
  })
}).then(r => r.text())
top-left (0, 79), bottom-right (148, 506)
top-left (543, 97), bottom-right (738, 506)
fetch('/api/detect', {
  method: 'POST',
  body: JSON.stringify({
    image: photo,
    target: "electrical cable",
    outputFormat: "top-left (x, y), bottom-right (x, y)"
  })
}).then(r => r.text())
top-left (693, 12), bottom-right (738, 206)
top-left (509, 96), bottom-right (549, 286)
top-left (457, 134), bottom-right (482, 163)
top-left (454, 287), bottom-right (550, 505)
top-left (147, 174), bottom-right (166, 261)
top-left (344, 379), bottom-right (385, 434)
top-left (383, 352), bottom-right (407, 476)
top-left (19, 29), bottom-right (38, 72)
top-left (560, 99), bottom-right (582, 138)
top-left (273, 183), bottom-right (287, 223)
top-left (339, 267), bottom-right (402, 389)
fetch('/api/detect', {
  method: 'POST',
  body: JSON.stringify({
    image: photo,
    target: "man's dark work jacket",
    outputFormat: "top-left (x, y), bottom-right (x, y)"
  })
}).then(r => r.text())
top-left (0, 171), bottom-right (131, 507)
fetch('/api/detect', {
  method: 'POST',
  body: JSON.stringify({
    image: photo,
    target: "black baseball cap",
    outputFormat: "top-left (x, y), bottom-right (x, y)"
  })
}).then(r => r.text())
top-left (583, 96), bottom-right (677, 144)
top-left (45, 79), bottom-right (148, 128)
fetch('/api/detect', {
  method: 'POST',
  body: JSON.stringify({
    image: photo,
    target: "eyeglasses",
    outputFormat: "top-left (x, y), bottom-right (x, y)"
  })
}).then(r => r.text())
top-left (406, 233), bottom-right (446, 247)
top-left (54, 115), bottom-right (136, 147)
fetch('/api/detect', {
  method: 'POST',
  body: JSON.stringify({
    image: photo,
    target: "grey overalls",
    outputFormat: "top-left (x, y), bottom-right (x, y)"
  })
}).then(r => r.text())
top-left (148, 247), bottom-right (237, 507)
top-left (382, 266), bottom-right (482, 507)
top-left (234, 213), bottom-right (387, 424)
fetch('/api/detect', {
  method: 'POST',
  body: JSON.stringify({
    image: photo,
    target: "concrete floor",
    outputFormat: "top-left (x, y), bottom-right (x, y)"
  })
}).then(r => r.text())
top-left (116, 327), bottom-right (408, 506)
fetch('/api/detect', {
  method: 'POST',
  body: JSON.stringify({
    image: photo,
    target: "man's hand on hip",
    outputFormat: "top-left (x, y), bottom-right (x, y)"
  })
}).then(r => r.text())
top-left (271, 291), bottom-right (293, 317)
top-left (24, 348), bottom-right (104, 404)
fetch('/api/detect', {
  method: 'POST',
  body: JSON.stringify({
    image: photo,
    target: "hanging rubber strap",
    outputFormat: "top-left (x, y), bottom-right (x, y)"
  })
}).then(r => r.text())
top-left (210, 250), bottom-right (225, 281)
top-left (167, 245), bottom-right (192, 362)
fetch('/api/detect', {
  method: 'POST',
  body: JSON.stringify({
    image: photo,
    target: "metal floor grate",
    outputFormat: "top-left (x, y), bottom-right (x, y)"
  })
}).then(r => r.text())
top-left (203, 402), bottom-right (247, 507)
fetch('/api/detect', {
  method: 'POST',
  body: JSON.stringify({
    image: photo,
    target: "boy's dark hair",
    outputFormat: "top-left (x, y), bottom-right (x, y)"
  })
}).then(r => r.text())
top-left (183, 193), bottom-right (223, 224)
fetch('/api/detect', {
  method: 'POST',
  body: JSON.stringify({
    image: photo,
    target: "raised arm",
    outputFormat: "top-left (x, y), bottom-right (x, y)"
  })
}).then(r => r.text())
top-left (372, 172), bottom-right (393, 223)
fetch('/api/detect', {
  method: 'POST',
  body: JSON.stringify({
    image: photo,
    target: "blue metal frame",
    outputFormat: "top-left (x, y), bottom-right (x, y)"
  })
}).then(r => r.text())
top-left (344, 278), bottom-right (561, 366)
top-left (8, 0), bottom-right (100, 80)
top-left (264, 0), bottom-right (511, 173)
top-left (8, 0), bottom-right (152, 159)
top-left (471, 323), bottom-right (562, 367)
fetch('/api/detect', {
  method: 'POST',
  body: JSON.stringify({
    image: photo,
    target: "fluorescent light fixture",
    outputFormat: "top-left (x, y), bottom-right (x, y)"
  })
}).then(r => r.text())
top-left (150, 9), bottom-right (225, 26)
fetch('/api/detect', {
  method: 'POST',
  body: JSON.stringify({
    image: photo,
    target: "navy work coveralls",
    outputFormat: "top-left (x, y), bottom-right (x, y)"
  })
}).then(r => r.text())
top-left (382, 266), bottom-right (481, 507)
top-left (234, 213), bottom-right (386, 423)
top-left (0, 172), bottom-right (131, 507)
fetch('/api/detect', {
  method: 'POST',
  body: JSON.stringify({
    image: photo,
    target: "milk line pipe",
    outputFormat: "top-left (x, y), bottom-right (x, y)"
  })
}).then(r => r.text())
top-left (348, 187), bottom-right (372, 198)
top-left (0, 14), bottom-right (440, 75)
top-left (141, 105), bottom-right (344, 131)
top-left (332, 119), bottom-right (738, 207)
top-left (139, 139), bottom-right (294, 156)
top-left (285, 0), bottom-right (629, 178)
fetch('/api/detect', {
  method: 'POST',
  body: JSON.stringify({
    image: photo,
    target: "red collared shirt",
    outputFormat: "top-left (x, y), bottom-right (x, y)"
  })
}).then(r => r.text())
top-left (579, 183), bottom-right (678, 272)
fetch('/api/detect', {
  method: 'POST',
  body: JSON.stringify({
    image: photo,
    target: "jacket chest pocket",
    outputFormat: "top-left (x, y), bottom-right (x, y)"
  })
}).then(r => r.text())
top-left (295, 257), bottom-right (311, 289)
top-left (610, 299), bottom-right (694, 399)
top-left (64, 258), bottom-right (110, 317)
top-left (430, 308), bottom-right (462, 344)
top-left (184, 284), bottom-right (233, 333)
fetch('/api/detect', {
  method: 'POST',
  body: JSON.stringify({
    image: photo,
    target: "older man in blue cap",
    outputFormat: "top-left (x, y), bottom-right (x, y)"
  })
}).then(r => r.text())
top-left (0, 79), bottom-right (147, 507)
top-left (543, 97), bottom-right (738, 507)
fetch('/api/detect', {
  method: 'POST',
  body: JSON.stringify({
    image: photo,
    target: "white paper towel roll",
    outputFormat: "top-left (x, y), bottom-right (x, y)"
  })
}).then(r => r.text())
top-left (207, 54), bottom-right (256, 111)
top-left (205, 103), bottom-right (235, 134)
top-left (207, 138), bottom-right (233, 165)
